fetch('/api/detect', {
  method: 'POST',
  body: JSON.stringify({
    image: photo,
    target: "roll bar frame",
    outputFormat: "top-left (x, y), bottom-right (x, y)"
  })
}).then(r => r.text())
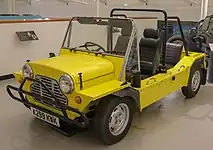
top-left (110, 8), bottom-right (168, 69)
top-left (110, 8), bottom-right (189, 69)
top-left (167, 16), bottom-right (189, 56)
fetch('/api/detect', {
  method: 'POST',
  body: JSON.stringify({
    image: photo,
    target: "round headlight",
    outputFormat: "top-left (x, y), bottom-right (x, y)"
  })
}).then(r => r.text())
top-left (59, 74), bottom-right (74, 94)
top-left (22, 64), bottom-right (34, 78)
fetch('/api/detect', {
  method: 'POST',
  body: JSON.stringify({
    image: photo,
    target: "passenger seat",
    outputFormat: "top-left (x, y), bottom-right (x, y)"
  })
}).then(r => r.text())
top-left (139, 28), bottom-right (160, 78)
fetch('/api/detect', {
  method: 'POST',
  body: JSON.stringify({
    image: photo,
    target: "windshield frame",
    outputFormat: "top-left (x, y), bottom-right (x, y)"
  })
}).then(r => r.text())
top-left (61, 16), bottom-right (139, 82)
top-left (61, 17), bottom-right (136, 54)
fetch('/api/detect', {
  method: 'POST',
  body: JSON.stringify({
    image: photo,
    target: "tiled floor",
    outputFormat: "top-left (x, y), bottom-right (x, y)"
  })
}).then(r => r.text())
top-left (1, 79), bottom-right (213, 150)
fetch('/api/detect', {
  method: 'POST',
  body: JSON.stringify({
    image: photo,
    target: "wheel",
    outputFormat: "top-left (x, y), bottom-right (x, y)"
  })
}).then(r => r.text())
top-left (181, 63), bottom-right (202, 98)
top-left (93, 96), bottom-right (134, 145)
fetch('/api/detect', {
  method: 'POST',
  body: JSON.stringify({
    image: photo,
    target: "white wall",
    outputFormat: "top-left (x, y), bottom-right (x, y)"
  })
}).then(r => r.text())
top-left (0, 20), bottom-right (69, 75)
top-left (0, 0), bottom-right (8, 13)
top-left (0, 0), bottom-right (206, 20)
top-left (0, 0), bottom-right (97, 17)
top-left (0, 18), bottom-right (156, 76)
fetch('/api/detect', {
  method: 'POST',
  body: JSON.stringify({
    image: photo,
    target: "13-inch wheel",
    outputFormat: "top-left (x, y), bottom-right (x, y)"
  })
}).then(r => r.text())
top-left (93, 96), bottom-right (134, 145)
top-left (181, 63), bottom-right (202, 98)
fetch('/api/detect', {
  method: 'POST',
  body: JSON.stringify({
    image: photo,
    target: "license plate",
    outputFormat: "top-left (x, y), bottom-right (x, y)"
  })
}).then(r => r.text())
top-left (31, 107), bottom-right (60, 127)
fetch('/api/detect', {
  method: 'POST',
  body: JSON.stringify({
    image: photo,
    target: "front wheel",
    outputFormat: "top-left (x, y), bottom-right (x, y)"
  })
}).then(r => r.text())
top-left (181, 63), bottom-right (202, 98)
top-left (93, 96), bottom-right (134, 145)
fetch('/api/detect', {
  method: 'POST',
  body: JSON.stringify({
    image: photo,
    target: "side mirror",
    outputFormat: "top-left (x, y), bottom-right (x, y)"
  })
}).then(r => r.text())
top-left (130, 70), bottom-right (141, 88)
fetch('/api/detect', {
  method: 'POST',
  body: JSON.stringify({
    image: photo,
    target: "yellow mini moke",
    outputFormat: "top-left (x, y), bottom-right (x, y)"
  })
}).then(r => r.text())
top-left (6, 9), bottom-right (207, 145)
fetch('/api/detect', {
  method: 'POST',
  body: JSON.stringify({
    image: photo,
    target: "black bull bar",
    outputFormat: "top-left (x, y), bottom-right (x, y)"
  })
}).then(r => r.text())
top-left (6, 77), bottom-right (89, 128)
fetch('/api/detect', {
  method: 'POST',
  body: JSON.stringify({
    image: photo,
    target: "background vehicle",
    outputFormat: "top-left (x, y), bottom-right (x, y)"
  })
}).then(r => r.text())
top-left (6, 8), bottom-right (207, 145)
top-left (168, 14), bottom-right (213, 57)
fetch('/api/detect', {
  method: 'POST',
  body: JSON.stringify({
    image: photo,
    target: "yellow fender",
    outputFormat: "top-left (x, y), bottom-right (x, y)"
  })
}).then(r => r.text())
top-left (13, 71), bottom-right (23, 84)
top-left (78, 80), bottom-right (130, 100)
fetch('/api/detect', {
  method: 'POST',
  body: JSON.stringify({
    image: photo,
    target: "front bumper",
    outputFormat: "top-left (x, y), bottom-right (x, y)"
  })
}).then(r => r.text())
top-left (6, 77), bottom-right (89, 128)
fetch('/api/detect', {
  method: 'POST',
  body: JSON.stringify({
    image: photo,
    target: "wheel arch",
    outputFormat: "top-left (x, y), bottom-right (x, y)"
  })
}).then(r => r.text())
top-left (193, 57), bottom-right (207, 85)
top-left (112, 87), bottom-right (140, 112)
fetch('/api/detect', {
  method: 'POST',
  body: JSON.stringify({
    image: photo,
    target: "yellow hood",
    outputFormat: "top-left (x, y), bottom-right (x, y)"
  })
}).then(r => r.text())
top-left (30, 54), bottom-right (114, 83)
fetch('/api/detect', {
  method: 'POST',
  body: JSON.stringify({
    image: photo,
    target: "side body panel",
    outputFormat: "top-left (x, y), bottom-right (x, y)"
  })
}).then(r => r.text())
top-left (140, 52), bottom-right (206, 110)
top-left (13, 71), bottom-right (22, 83)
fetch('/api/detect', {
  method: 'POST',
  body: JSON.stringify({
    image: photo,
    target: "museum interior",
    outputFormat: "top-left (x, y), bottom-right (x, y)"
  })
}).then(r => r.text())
top-left (1, 0), bottom-right (213, 149)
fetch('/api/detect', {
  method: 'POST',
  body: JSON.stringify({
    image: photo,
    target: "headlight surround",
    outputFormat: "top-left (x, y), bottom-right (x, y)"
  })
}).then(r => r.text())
top-left (59, 74), bottom-right (74, 94)
top-left (22, 64), bottom-right (34, 78)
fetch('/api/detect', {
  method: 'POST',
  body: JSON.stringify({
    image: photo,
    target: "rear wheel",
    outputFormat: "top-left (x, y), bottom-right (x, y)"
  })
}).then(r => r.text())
top-left (93, 96), bottom-right (134, 145)
top-left (181, 63), bottom-right (202, 98)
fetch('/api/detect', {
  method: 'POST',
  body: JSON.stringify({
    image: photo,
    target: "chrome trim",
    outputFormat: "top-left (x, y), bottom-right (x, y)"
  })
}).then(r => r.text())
top-left (59, 74), bottom-right (74, 94)
top-left (62, 17), bottom-right (73, 48)
top-left (31, 75), bottom-right (68, 109)
top-left (119, 19), bottom-right (139, 82)
top-left (136, 26), bottom-right (141, 72)
top-left (109, 103), bottom-right (130, 136)
top-left (22, 64), bottom-right (34, 78)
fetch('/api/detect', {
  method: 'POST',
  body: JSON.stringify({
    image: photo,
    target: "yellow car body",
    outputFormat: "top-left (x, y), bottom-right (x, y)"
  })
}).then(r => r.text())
top-left (7, 12), bottom-right (208, 145)
top-left (12, 48), bottom-right (207, 118)
top-left (13, 49), bottom-right (127, 119)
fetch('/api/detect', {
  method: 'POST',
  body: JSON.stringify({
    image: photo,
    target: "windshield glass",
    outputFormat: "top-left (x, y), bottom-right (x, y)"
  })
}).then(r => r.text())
top-left (62, 17), bottom-right (134, 56)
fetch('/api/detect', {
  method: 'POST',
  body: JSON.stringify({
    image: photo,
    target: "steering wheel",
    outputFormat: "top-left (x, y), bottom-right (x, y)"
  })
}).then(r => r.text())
top-left (84, 42), bottom-right (106, 52)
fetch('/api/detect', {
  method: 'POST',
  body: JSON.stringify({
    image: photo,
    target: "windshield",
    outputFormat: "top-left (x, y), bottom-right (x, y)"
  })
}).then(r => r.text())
top-left (62, 17), bottom-right (135, 56)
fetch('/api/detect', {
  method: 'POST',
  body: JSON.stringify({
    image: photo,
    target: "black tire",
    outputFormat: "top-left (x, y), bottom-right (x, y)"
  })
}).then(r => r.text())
top-left (93, 96), bottom-right (134, 145)
top-left (181, 62), bottom-right (202, 98)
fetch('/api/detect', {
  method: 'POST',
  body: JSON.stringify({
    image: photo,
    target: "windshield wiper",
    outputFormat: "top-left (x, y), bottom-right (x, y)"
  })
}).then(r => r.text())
top-left (70, 44), bottom-right (86, 51)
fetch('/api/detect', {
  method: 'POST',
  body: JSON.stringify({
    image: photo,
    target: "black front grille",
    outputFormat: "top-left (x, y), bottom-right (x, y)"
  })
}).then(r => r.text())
top-left (31, 75), bottom-right (68, 109)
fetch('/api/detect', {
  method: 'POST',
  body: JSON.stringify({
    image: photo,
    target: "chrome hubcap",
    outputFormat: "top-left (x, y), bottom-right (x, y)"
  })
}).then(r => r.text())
top-left (109, 103), bottom-right (129, 136)
top-left (191, 71), bottom-right (201, 92)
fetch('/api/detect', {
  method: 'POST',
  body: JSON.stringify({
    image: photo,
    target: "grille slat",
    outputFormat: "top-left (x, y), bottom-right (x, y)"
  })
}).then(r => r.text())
top-left (40, 90), bottom-right (65, 100)
top-left (31, 75), bottom-right (68, 109)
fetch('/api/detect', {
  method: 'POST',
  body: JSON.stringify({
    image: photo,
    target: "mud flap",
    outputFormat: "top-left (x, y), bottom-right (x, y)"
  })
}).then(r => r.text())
top-left (202, 68), bottom-right (207, 85)
top-left (195, 57), bottom-right (207, 85)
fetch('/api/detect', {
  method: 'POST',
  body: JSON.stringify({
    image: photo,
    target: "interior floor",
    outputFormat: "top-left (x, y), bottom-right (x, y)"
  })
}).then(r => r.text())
top-left (1, 79), bottom-right (213, 150)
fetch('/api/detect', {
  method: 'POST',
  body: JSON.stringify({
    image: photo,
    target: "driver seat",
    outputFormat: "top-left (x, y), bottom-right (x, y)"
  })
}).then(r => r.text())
top-left (113, 28), bottom-right (132, 55)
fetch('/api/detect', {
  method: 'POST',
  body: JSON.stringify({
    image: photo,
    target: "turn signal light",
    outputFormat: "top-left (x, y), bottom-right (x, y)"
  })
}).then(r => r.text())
top-left (75, 96), bottom-right (82, 104)
top-left (19, 78), bottom-right (23, 84)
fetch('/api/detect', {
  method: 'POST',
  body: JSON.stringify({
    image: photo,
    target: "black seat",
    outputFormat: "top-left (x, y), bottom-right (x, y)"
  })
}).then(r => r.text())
top-left (165, 42), bottom-right (183, 66)
top-left (143, 28), bottom-right (159, 39)
top-left (139, 28), bottom-right (160, 77)
top-left (139, 38), bottom-right (159, 75)
top-left (113, 28), bottom-right (131, 55)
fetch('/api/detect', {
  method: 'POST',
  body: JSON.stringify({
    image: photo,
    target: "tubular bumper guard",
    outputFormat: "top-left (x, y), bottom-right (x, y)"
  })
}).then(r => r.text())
top-left (6, 77), bottom-right (89, 128)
